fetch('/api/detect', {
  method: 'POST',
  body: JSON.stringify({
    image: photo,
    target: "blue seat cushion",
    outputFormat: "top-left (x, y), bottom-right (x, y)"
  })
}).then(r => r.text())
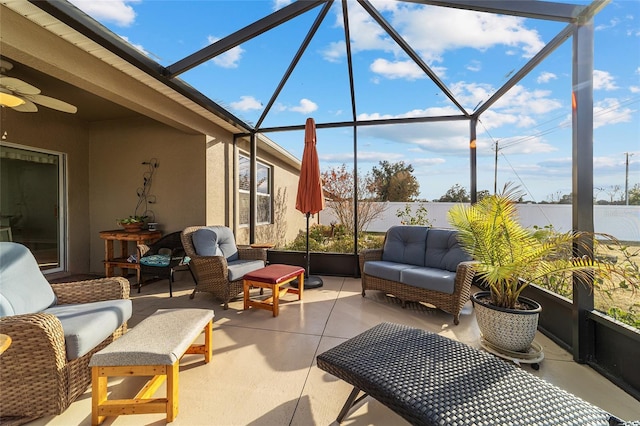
top-left (43, 299), bottom-right (132, 360)
top-left (140, 254), bottom-right (171, 267)
top-left (227, 259), bottom-right (265, 282)
top-left (364, 260), bottom-right (420, 283)
top-left (400, 267), bottom-right (456, 294)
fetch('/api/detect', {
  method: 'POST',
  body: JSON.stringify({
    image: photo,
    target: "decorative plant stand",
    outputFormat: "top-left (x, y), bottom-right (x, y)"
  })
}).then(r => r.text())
top-left (480, 336), bottom-right (544, 370)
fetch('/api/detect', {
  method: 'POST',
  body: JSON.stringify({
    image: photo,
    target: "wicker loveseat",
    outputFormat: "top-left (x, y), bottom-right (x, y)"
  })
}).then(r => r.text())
top-left (359, 226), bottom-right (476, 324)
top-left (0, 242), bottom-right (131, 424)
top-left (181, 226), bottom-right (266, 309)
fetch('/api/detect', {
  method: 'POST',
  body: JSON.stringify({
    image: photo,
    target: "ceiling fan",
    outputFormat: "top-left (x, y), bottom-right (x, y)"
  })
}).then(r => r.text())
top-left (0, 58), bottom-right (77, 114)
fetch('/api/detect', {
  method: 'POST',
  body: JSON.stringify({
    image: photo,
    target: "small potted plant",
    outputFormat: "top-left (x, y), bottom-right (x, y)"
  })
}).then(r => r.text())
top-left (117, 215), bottom-right (147, 232)
top-left (447, 184), bottom-right (633, 353)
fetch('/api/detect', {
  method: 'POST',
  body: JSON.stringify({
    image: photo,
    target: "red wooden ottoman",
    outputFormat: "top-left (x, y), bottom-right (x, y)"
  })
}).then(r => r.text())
top-left (243, 264), bottom-right (305, 316)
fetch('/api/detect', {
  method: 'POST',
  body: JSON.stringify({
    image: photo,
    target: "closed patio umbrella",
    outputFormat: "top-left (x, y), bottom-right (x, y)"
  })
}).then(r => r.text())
top-left (293, 117), bottom-right (325, 289)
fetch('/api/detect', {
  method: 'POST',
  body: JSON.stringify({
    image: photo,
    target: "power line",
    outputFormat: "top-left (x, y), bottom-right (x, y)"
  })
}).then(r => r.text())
top-left (481, 95), bottom-right (640, 151)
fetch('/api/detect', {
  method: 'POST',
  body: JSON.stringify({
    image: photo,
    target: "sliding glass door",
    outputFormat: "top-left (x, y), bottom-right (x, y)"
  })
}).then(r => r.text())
top-left (0, 143), bottom-right (65, 272)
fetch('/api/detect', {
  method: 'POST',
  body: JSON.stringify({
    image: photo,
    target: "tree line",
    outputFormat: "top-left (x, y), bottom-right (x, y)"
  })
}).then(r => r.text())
top-left (322, 161), bottom-right (640, 205)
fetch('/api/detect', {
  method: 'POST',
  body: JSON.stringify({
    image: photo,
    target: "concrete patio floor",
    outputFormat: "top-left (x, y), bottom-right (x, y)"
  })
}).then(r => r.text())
top-left (29, 272), bottom-right (639, 425)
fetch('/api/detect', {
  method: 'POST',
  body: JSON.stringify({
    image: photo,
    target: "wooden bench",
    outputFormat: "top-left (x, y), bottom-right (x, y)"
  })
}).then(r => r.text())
top-left (243, 264), bottom-right (305, 317)
top-left (89, 308), bottom-right (213, 425)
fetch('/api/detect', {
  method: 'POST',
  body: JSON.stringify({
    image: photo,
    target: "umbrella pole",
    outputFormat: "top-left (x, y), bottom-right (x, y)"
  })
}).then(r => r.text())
top-left (292, 212), bottom-right (323, 289)
top-left (305, 212), bottom-right (311, 277)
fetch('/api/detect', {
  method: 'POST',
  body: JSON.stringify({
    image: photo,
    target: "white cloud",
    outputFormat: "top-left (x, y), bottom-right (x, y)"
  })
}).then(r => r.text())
top-left (321, 1), bottom-right (544, 80)
top-left (630, 86), bottom-right (640, 93)
top-left (466, 60), bottom-right (482, 72)
top-left (537, 72), bottom-right (557, 84)
top-left (338, 3), bottom-right (398, 54)
top-left (69, 0), bottom-right (138, 27)
top-left (593, 70), bottom-right (619, 91)
top-left (207, 36), bottom-right (244, 68)
top-left (357, 107), bottom-right (474, 154)
top-left (595, 18), bottom-right (620, 31)
top-left (392, 4), bottom-right (545, 60)
top-left (321, 41), bottom-right (346, 63)
top-left (450, 82), bottom-right (562, 119)
top-left (493, 133), bottom-right (557, 155)
top-left (320, 151), bottom-right (404, 164)
top-left (412, 157), bottom-right (446, 166)
top-left (593, 98), bottom-right (634, 128)
top-left (230, 96), bottom-right (262, 111)
top-left (370, 59), bottom-right (425, 80)
top-left (273, 0), bottom-right (292, 11)
top-left (118, 35), bottom-right (148, 56)
top-left (497, 86), bottom-right (562, 115)
top-left (289, 99), bottom-right (318, 114)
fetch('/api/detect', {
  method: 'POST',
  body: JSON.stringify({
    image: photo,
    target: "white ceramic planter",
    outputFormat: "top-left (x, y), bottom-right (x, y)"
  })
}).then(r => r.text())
top-left (471, 291), bottom-right (542, 353)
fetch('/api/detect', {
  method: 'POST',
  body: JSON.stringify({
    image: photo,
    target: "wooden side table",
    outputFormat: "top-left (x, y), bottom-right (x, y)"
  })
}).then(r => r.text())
top-left (99, 229), bottom-right (162, 284)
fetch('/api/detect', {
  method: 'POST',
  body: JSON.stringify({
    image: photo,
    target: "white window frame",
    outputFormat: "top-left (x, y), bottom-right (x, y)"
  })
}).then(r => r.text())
top-left (238, 153), bottom-right (272, 227)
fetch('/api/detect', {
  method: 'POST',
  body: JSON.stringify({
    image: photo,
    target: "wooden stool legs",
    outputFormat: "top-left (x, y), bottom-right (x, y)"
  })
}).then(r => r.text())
top-left (91, 319), bottom-right (213, 425)
top-left (243, 271), bottom-right (304, 317)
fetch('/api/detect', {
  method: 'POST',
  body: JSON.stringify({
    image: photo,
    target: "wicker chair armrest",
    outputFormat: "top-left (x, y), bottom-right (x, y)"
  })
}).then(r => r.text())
top-left (359, 249), bottom-right (383, 273)
top-left (453, 261), bottom-right (478, 293)
top-left (51, 277), bottom-right (130, 305)
top-left (0, 313), bottom-right (67, 372)
top-left (189, 255), bottom-right (228, 281)
top-left (359, 249), bottom-right (383, 262)
top-left (237, 247), bottom-right (267, 262)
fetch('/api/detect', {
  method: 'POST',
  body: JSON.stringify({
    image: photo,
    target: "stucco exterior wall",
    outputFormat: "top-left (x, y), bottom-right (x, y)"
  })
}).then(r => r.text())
top-left (234, 139), bottom-right (306, 247)
top-left (205, 130), bottom-right (233, 227)
top-left (0, 108), bottom-right (91, 273)
top-left (88, 116), bottom-right (207, 273)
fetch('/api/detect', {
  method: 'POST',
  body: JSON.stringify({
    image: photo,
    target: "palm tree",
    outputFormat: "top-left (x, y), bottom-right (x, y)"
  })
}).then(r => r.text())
top-left (447, 184), bottom-right (631, 310)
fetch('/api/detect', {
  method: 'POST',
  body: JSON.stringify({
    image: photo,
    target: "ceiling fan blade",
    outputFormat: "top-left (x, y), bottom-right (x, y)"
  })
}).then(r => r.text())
top-left (11, 97), bottom-right (38, 112)
top-left (0, 58), bottom-right (14, 71)
top-left (24, 94), bottom-right (77, 114)
top-left (0, 75), bottom-right (41, 95)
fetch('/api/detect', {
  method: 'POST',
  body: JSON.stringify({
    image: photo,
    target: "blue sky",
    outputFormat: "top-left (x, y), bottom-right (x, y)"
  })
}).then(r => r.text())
top-left (70, 0), bottom-right (639, 202)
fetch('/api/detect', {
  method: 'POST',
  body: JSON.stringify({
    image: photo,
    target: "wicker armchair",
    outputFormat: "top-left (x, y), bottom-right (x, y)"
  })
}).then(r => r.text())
top-left (0, 243), bottom-right (130, 424)
top-left (181, 226), bottom-right (266, 309)
top-left (138, 231), bottom-right (193, 297)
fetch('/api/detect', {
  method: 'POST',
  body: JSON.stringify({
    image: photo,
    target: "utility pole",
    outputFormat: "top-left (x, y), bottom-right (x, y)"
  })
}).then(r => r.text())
top-left (625, 152), bottom-right (633, 205)
top-left (494, 140), bottom-right (499, 194)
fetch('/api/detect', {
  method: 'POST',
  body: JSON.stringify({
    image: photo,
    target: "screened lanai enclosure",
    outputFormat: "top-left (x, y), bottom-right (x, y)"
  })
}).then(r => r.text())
top-left (5, 0), bottom-right (638, 400)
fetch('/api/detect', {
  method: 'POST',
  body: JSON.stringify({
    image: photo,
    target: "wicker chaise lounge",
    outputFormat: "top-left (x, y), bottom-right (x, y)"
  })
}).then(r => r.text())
top-left (359, 226), bottom-right (476, 324)
top-left (317, 322), bottom-right (638, 426)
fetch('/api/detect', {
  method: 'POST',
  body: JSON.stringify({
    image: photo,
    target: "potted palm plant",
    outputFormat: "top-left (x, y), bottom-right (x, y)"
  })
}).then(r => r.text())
top-left (448, 184), bottom-right (631, 353)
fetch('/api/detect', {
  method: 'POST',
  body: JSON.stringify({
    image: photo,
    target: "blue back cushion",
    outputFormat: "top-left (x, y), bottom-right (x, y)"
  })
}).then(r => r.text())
top-left (381, 226), bottom-right (428, 266)
top-left (193, 226), bottom-right (238, 262)
top-left (210, 226), bottom-right (239, 262)
top-left (0, 242), bottom-right (56, 316)
top-left (424, 229), bottom-right (471, 272)
top-left (192, 228), bottom-right (221, 256)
